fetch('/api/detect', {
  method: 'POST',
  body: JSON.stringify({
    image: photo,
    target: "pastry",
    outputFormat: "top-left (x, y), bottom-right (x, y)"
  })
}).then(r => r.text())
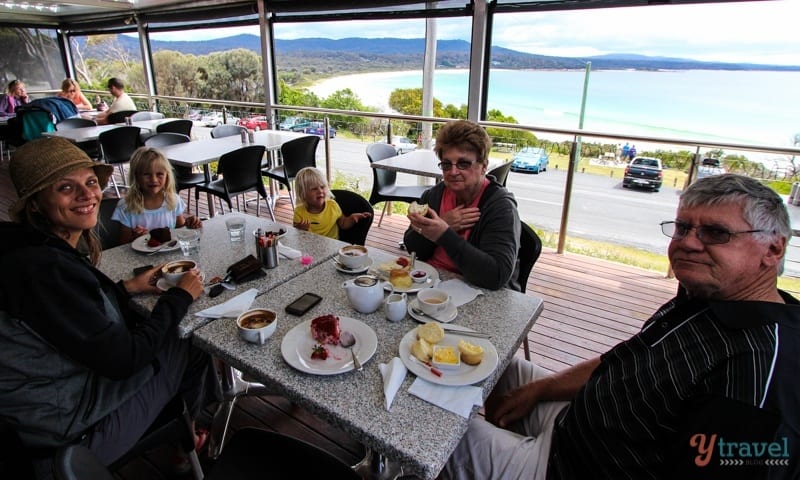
top-left (458, 339), bottom-right (485, 365)
top-left (411, 337), bottom-right (433, 362)
top-left (389, 268), bottom-right (412, 289)
top-left (310, 314), bottom-right (340, 345)
top-left (417, 322), bottom-right (445, 344)
top-left (149, 227), bottom-right (171, 243)
top-left (408, 201), bottom-right (429, 216)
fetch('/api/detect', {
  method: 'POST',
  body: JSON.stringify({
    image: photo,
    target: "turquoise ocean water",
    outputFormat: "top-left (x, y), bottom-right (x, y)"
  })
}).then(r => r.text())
top-left (348, 69), bottom-right (800, 148)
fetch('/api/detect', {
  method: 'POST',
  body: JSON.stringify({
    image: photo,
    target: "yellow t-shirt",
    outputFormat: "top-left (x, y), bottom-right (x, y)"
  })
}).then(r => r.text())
top-left (293, 199), bottom-right (342, 239)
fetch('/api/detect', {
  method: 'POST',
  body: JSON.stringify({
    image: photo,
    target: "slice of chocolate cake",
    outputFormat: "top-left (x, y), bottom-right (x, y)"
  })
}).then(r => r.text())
top-left (149, 227), bottom-right (172, 243)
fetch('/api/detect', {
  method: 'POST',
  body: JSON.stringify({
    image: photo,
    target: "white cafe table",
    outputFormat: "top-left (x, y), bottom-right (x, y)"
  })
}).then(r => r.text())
top-left (159, 129), bottom-right (309, 217)
top-left (371, 149), bottom-right (442, 180)
top-left (190, 248), bottom-right (544, 479)
top-left (41, 118), bottom-right (174, 143)
top-left (97, 213), bottom-right (347, 338)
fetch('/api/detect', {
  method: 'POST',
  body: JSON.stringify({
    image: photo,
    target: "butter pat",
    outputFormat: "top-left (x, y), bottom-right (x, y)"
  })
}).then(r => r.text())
top-left (432, 345), bottom-right (461, 369)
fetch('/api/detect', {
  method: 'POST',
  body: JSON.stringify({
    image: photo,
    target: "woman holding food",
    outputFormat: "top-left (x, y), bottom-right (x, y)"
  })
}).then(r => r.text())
top-left (0, 137), bottom-right (217, 469)
top-left (404, 120), bottom-right (521, 290)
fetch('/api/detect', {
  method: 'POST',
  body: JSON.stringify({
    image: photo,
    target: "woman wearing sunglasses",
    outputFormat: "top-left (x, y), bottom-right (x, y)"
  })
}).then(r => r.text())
top-left (56, 78), bottom-right (93, 111)
top-left (405, 120), bottom-right (521, 291)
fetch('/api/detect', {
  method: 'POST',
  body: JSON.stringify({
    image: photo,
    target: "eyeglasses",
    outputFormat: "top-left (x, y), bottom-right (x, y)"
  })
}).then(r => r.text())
top-left (68, 89), bottom-right (76, 93)
top-left (660, 220), bottom-right (765, 245)
top-left (438, 160), bottom-right (476, 171)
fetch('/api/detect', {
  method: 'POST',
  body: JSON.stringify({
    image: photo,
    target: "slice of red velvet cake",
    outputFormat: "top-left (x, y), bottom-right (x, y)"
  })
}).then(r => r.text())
top-left (310, 314), bottom-right (341, 345)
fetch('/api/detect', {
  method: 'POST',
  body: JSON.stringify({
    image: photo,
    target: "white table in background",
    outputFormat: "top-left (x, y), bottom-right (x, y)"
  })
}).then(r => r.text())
top-left (371, 149), bottom-right (442, 180)
top-left (41, 118), bottom-right (175, 143)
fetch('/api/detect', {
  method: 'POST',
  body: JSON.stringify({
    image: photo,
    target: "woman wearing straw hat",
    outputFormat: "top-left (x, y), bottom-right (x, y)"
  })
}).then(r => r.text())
top-left (0, 137), bottom-right (218, 470)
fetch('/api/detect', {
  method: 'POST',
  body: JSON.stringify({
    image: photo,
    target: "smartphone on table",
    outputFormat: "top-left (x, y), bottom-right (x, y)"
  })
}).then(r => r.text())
top-left (285, 293), bottom-right (322, 316)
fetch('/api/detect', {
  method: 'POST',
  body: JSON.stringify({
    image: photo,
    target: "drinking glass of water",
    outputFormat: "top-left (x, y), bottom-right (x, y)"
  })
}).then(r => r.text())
top-left (225, 216), bottom-right (246, 243)
top-left (177, 229), bottom-right (201, 256)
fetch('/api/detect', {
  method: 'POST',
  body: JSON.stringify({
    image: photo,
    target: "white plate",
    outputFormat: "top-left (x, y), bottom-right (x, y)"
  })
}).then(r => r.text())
top-left (398, 327), bottom-right (498, 386)
top-left (334, 257), bottom-right (374, 274)
top-left (281, 316), bottom-right (378, 375)
top-left (407, 298), bottom-right (457, 323)
top-left (131, 229), bottom-right (181, 253)
top-left (378, 260), bottom-right (439, 294)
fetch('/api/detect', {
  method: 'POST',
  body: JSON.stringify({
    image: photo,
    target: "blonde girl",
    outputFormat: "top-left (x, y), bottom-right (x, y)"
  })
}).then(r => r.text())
top-left (112, 146), bottom-right (201, 243)
top-left (57, 78), bottom-right (93, 111)
top-left (293, 167), bottom-right (370, 240)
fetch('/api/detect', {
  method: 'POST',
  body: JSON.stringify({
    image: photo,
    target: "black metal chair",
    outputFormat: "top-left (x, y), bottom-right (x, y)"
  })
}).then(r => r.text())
top-left (56, 117), bottom-right (99, 159)
top-left (194, 145), bottom-right (274, 220)
top-left (54, 427), bottom-right (358, 480)
top-left (156, 119), bottom-right (193, 137)
top-left (487, 160), bottom-right (513, 187)
top-left (210, 124), bottom-right (246, 139)
top-left (261, 135), bottom-right (320, 209)
top-left (98, 126), bottom-right (141, 196)
top-left (331, 189), bottom-right (374, 246)
top-left (105, 110), bottom-right (138, 125)
top-left (366, 142), bottom-right (430, 227)
top-left (144, 133), bottom-right (204, 215)
top-left (518, 221), bottom-right (542, 360)
top-left (96, 197), bottom-right (122, 250)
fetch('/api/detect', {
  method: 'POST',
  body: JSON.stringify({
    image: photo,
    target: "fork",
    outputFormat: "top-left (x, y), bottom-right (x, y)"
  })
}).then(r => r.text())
top-left (147, 239), bottom-right (178, 255)
top-left (410, 307), bottom-right (491, 338)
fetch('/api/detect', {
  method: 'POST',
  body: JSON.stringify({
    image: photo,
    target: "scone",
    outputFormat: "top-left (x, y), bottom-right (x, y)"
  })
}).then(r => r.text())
top-left (408, 201), bottom-right (429, 216)
top-left (417, 322), bottom-right (445, 344)
top-left (458, 339), bottom-right (485, 365)
top-left (411, 337), bottom-right (433, 362)
top-left (389, 268), bottom-right (412, 289)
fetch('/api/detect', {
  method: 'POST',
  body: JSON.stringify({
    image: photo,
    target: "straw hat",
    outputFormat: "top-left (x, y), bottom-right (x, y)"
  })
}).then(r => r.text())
top-left (9, 136), bottom-right (114, 220)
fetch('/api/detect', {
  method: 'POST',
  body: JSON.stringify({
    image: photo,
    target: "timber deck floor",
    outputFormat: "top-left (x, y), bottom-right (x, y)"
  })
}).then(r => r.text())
top-left (0, 159), bottom-right (681, 479)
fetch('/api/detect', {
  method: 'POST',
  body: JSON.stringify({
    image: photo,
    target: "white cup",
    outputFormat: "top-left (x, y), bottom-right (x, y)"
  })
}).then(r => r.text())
top-left (338, 245), bottom-right (368, 269)
top-left (225, 216), bottom-right (246, 242)
top-left (237, 308), bottom-right (277, 345)
top-left (384, 292), bottom-right (407, 322)
top-left (417, 288), bottom-right (451, 317)
top-left (161, 259), bottom-right (197, 286)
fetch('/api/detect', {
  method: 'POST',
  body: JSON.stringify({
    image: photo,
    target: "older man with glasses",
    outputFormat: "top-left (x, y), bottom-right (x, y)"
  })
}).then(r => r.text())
top-left (404, 119), bottom-right (521, 290)
top-left (443, 173), bottom-right (799, 480)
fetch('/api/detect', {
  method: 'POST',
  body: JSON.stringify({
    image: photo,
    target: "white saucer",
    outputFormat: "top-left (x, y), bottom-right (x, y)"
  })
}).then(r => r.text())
top-left (334, 256), bottom-right (373, 274)
top-left (407, 298), bottom-right (457, 323)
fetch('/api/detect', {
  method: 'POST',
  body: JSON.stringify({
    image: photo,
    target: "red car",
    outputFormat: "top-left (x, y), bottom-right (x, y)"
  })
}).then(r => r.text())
top-left (238, 116), bottom-right (270, 131)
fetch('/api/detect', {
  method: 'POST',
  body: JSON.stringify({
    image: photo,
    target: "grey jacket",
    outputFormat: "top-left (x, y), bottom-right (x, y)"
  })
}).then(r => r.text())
top-left (0, 222), bottom-right (192, 448)
top-left (403, 178), bottom-right (521, 291)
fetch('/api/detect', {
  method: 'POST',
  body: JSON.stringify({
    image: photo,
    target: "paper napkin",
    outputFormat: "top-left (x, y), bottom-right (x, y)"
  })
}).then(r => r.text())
top-left (408, 378), bottom-right (483, 418)
top-left (278, 243), bottom-right (302, 259)
top-left (437, 279), bottom-right (483, 307)
top-left (195, 288), bottom-right (258, 318)
top-left (379, 357), bottom-right (407, 411)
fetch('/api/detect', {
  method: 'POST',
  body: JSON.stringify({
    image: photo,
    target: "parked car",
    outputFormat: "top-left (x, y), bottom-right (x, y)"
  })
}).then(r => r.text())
top-left (389, 136), bottom-right (417, 154)
top-left (303, 121), bottom-right (336, 138)
top-left (279, 116), bottom-right (311, 132)
top-left (202, 111), bottom-right (238, 127)
top-left (623, 156), bottom-right (663, 191)
top-left (238, 115), bottom-right (270, 131)
top-left (696, 157), bottom-right (726, 180)
top-left (186, 109), bottom-right (203, 122)
top-left (510, 147), bottom-right (549, 174)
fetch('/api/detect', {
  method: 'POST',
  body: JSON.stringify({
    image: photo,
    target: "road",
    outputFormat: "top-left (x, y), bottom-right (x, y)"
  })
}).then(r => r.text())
top-left (190, 131), bottom-right (800, 274)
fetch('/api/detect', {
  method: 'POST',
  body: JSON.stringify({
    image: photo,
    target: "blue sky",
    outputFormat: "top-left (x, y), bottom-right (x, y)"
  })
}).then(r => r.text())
top-left (150, 1), bottom-right (800, 66)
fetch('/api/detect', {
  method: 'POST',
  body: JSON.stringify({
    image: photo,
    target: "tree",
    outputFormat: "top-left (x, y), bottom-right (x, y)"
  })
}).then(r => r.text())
top-left (320, 88), bottom-right (375, 129)
top-left (0, 27), bottom-right (61, 88)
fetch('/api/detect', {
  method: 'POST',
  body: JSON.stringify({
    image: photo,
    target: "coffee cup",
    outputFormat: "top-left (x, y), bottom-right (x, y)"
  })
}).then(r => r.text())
top-left (237, 308), bottom-right (277, 345)
top-left (417, 288), bottom-right (451, 317)
top-left (161, 259), bottom-right (197, 286)
top-left (338, 245), bottom-right (368, 269)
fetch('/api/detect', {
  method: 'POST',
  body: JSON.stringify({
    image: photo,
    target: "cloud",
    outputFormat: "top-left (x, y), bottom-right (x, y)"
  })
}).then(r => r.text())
top-left (151, 1), bottom-right (800, 66)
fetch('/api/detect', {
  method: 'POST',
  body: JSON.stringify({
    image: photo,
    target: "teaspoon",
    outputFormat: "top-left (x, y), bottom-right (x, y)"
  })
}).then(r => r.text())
top-left (340, 331), bottom-right (362, 371)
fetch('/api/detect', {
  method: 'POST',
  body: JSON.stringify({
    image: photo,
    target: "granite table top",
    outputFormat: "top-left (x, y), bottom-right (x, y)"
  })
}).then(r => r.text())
top-left (97, 212), bottom-right (347, 338)
top-left (191, 248), bottom-right (543, 479)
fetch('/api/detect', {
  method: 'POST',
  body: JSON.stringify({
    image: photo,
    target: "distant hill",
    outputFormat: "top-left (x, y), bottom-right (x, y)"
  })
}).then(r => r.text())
top-left (107, 34), bottom-right (799, 73)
